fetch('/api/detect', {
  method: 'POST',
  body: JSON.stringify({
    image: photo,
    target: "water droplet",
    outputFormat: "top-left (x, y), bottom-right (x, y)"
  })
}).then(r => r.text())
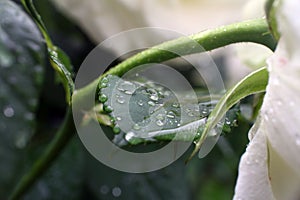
top-left (177, 123), bottom-right (181, 127)
top-left (104, 105), bottom-right (113, 113)
top-left (101, 77), bottom-right (109, 83)
top-left (116, 116), bottom-right (122, 121)
top-left (100, 82), bottom-right (108, 88)
top-left (148, 101), bottom-right (155, 106)
top-left (112, 187), bottom-right (122, 197)
top-left (172, 102), bottom-right (180, 108)
top-left (166, 111), bottom-right (175, 119)
top-left (225, 120), bottom-right (231, 125)
top-left (156, 120), bottom-right (165, 127)
top-left (99, 94), bottom-right (108, 103)
top-left (125, 132), bottom-right (135, 142)
top-left (118, 81), bottom-right (135, 95)
top-left (137, 100), bottom-right (144, 106)
top-left (133, 123), bottom-right (141, 130)
top-left (3, 105), bottom-right (14, 117)
top-left (117, 95), bottom-right (125, 104)
top-left (201, 109), bottom-right (208, 115)
top-left (147, 89), bottom-right (159, 101)
top-left (113, 126), bottom-right (120, 134)
top-left (100, 185), bottom-right (109, 195)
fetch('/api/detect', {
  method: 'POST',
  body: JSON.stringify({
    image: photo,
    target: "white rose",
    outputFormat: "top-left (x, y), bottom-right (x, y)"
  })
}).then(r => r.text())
top-left (234, 0), bottom-right (300, 199)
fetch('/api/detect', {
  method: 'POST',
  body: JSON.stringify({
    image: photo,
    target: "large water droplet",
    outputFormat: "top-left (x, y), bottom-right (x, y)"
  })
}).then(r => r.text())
top-left (112, 187), bottom-right (122, 197)
top-left (125, 132), bottom-right (135, 142)
top-left (113, 126), bottom-right (120, 134)
top-left (99, 94), bottom-right (108, 103)
top-left (3, 105), bottom-right (14, 117)
top-left (104, 105), bottom-right (113, 113)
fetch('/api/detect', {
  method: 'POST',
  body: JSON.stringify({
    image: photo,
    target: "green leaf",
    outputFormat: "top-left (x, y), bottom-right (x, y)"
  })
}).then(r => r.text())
top-left (21, 0), bottom-right (74, 104)
top-left (97, 75), bottom-right (239, 146)
top-left (188, 67), bottom-right (269, 161)
top-left (0, 0), bottom-right (45, 198)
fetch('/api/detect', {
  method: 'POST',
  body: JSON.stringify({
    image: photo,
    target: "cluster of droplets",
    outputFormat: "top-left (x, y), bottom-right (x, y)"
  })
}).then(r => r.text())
top-left (98, 75), bottom-right (240, 146)
top-left (98, 75), bottom-right (119, 134)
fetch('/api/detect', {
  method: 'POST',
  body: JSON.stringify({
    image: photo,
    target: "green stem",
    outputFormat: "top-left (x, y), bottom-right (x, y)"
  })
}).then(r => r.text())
top-left (74, 18), bottom-right (276, 103)
top-left (9, 108), bottom-right (75, 200)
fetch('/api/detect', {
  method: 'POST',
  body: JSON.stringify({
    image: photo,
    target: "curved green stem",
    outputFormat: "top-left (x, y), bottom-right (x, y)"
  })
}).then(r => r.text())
top-left (74, 18), bottom-right (276, 103)
top-left (9, 108), bottom-right (75, 200)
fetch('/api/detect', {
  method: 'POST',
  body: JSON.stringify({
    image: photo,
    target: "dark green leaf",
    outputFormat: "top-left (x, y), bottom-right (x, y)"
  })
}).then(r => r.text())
top-left (0, 0), bottom-right (45, 198)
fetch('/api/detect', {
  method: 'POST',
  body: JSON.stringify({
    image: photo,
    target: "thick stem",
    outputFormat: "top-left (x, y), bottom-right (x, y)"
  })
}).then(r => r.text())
top-left (9, 108), bottom-right (75, 200)
top-left (74, 18), bottom-right (276, 104)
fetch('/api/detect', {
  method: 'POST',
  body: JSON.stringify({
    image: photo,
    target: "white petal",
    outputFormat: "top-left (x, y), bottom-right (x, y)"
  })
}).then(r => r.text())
top-left (262, 41), bottom-right (300, 177)
top-left (234, 118), bottom-right (275, 200)
top-left (261, 0), bottom-right (300, 178)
